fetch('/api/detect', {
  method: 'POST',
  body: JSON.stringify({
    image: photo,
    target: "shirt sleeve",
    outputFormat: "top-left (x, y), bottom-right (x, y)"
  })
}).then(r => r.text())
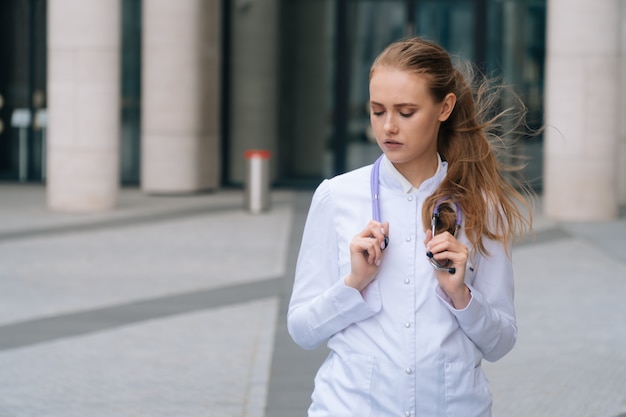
top-left (435, 236), bottom-right (517, 362)
top-left (287, 180), bottom-right (381, 350)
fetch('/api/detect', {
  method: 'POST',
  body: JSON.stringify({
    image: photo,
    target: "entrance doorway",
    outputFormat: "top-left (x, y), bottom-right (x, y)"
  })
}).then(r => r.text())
top-left (278, 0), bottom-right (545, 189)
top-left (0, 0), bottom-right (47, 182)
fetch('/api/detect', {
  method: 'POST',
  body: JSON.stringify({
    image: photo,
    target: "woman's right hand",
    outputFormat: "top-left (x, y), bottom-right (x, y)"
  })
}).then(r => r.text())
top-left (344, 220), bottom-right (389, 292)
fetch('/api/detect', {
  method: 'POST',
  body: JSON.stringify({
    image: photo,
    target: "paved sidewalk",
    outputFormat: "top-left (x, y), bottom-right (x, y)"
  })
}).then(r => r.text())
top-left (0, 184), bottom-right (625, 417)
top-left (0, 184), bottom-right (292, 417)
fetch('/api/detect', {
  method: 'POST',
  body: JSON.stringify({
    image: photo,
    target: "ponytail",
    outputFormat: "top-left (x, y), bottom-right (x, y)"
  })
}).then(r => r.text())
top-left (423, 64), bottom-right (533, 256)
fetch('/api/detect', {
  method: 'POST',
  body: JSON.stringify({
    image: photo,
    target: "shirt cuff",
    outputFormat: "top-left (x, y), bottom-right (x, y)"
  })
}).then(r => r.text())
top-left (308, 279), bottom-right (381, 339)
top-left (329, 279), bottom-right (382, 316)
top-left (435, 285), bottom-right (474, 311)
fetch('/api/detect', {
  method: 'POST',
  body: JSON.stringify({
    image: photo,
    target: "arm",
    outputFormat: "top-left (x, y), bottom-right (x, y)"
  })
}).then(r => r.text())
top-left (287, 181), bottom-right (382, 350)
top-left (435, 236), bottom-right (517, 362)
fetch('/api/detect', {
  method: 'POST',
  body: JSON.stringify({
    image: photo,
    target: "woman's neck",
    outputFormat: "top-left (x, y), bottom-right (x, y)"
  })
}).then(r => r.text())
top-left (393, 153), bottom-right (439, 189)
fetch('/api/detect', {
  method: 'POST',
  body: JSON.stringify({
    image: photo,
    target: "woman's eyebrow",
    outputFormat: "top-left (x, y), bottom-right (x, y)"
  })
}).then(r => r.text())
top-left (394, 103), bottom-right (418, 108)
top-left (369, 101), bottom-right (418, 107)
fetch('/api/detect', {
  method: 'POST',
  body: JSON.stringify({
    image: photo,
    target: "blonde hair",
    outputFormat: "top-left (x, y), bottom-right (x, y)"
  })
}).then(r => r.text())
top-left (370, 37), bottom-right (533, 256)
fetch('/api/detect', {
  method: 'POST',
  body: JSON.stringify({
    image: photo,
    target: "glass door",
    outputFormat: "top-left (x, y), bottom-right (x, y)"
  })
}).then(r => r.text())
top-left (413, 0), bottom-right (478, 62)
top-left (120, 0), bottom-right (142, 185)
top-left (0, 0), bottom-right (47, 182)
top-left (277, 0), bottom-right (545, 188)
top-left (277, 0), bottom-right (407, 185)
top-left (338, 0), bottom-right (407, 174)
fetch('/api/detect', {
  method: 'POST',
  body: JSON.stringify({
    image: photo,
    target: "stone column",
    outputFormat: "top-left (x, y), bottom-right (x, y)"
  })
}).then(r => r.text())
top-left (141, 0), bottom-right (221, 193)
top-left (619, 1), bottom-right (626, 206)
top-left (543, 0), bottom-right (620, 220)
top-left (47, 0), bottom-right (120, 212)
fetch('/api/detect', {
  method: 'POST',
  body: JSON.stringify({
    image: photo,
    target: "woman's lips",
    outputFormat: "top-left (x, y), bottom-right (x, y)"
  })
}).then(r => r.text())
top-left (383, 139), bottom-right (402, 149)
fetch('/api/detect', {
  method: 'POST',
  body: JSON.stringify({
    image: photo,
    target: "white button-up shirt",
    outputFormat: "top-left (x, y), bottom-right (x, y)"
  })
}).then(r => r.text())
top-left (288, 155), bottom-right (517, 417)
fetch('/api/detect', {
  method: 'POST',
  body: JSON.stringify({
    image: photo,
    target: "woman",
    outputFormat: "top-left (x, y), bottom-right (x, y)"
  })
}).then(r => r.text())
top-left (287, 37), bottom-right (532, 417)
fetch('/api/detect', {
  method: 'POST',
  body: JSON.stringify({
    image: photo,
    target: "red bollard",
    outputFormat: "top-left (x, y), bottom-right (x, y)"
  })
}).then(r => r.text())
top-left (244, 150), bottom-right (271, 213)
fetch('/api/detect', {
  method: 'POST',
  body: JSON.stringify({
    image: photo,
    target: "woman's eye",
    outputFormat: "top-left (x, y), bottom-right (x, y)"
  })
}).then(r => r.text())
top-left (372, 111), bottom-right (384, 116)
top-left (400, 112), bottom-right (414, 118)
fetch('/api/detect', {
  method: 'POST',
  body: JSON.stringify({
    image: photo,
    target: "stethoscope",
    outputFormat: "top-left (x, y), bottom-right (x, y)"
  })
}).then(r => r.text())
top-left (370, 154), bottom-right (462, 274)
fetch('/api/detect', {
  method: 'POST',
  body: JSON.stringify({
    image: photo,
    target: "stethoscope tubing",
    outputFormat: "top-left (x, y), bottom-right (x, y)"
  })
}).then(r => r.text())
top-left (370, 154), bottom-right (462, 274)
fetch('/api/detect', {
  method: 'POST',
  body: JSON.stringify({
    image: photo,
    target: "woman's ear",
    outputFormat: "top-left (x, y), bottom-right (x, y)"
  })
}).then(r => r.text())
top-left (438, 93), bottom-right (457, 122)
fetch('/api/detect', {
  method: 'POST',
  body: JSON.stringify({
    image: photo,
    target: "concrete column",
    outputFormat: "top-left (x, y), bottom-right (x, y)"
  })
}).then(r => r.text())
top-left (544, 0), bottom-right (620, 220)
top-left (142, 0), bottom-right (221, 193)
top-left (228, 0), bottom-right (279, 184)
top-left (47, 0), bottom-right (120, 212)
top-left (619, 2), bottom-right (626, 205)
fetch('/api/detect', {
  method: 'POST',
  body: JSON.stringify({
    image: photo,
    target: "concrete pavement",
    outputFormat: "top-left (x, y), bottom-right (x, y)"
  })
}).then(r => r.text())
top-left (0, 183), bottom-right (625, 416)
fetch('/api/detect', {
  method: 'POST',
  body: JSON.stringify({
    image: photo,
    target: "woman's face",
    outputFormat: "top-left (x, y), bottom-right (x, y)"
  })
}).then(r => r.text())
top-left (369, 67), bottom-right (454, 170)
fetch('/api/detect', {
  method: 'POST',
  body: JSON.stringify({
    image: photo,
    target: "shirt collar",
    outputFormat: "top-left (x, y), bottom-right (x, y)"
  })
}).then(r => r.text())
top-left (381, 153), bottom-right (444, 194)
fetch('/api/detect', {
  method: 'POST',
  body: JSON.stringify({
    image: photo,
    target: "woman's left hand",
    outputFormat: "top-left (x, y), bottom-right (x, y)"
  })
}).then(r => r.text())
top-left (424, 229), bottom-right (471, 309)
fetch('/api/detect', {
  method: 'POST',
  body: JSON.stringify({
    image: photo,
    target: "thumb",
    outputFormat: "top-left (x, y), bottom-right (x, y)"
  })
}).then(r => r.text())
top-left (424, 229), bottom-right (433, 246)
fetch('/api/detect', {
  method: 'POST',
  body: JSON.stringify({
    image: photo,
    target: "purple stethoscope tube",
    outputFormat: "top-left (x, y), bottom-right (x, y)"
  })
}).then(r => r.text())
top-left (370, 154), bottom-right (462, 274)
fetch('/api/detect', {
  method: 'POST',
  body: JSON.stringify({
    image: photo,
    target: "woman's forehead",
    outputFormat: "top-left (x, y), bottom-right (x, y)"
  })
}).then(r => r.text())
top-left (369, 67), bottom-right (432, 102)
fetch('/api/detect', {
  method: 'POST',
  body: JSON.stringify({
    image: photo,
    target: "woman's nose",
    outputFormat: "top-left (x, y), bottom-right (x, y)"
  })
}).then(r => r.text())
top-left (384, 116), bottom-right (398, 134)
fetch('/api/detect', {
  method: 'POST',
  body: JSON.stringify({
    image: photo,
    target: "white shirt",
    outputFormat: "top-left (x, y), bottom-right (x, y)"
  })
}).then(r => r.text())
top-left (287, 155), bottom-right (517, 417)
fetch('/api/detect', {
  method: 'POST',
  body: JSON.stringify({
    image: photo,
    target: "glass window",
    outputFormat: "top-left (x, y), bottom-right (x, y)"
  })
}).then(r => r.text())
top-left (120, 0), bottom-right (142, 185)
top-left (276, 0), bottom-right (545, 189)
top-left (415, 0), bottom-right (475, 61)
top-left (0, 0), bottom-right (47, 181)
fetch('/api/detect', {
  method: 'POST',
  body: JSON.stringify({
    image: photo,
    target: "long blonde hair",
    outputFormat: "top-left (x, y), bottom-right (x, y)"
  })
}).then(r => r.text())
top-left (370, 37), bottom-right (533, 256)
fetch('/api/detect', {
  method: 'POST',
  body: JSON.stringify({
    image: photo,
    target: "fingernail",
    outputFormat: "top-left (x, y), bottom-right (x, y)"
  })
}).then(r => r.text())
top-left (381, 227), bottom-right (385, 235)
top-left (426, 251), bottom-right (433, 258)
top-left (376, 259), bottom-right (381, 266)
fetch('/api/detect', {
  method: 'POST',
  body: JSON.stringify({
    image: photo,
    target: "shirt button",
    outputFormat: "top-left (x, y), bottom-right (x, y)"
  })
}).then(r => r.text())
top-left (405, 412), bottom-right (411, 417)
top-left (405, 367), bottom-right (413, 374)
top-left (404, 278), bottom-right (410, 284)
top-left (405, 236), bottom-right (412, 242)
top-left (407, 195), bottom-right (413, 202)
top-left (404, 322), bottom-right (411, 328)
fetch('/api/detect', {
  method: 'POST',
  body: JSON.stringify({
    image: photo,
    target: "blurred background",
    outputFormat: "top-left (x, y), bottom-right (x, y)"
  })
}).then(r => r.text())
top-left (0, 0), bottom-right (546, 185)
top-left (0, 0), bottom-right (623, 219)
top-left (1, 3), bottom-right (625, 416)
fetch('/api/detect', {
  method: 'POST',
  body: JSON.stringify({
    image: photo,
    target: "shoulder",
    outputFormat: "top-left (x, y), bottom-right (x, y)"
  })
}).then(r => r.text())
top-left (327, 165), bottom-right (371, 193)
top-left (313, 165), bottom-right (371, 196)
top-left (309, 165), bottom-right (372, 214)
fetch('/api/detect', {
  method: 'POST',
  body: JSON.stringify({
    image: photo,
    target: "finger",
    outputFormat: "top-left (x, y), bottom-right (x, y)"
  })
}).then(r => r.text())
top-left (429, 238), bottom-right (466, 256)
top-left (381, 221), bottom-right (389, 250)
top-left (424, 229), bottom-right (433, 246)
top-left (353, 237), bottom-right (381, 265)
top-left (362, 219), bottom-right (383, 233)
top-left (366, 221), bottom-right (388, 250)
top-left (368, 237), bottom-right (383, 265)
top-left (431, 246), bottom-right (467, 267)
top-left (426, 231), bottom-right (458, 252)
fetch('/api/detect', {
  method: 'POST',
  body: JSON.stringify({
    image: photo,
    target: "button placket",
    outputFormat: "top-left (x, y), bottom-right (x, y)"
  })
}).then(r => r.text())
top-left (402, 192), bottom-right (417, 415)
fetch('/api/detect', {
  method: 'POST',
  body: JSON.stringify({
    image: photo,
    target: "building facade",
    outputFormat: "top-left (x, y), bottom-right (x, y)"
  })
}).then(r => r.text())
top-left (0, 0), bottom-right (623, 219)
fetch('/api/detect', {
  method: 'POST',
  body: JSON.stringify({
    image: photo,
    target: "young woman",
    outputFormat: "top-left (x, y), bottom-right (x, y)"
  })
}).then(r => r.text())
top-left (287, 37), bottom-right (532, 417)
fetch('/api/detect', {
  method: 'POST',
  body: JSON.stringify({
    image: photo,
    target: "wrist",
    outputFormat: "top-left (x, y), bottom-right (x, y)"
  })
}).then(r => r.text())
top-left (448, 285), bottom-right (471, 309)
top-left (344, 274), bottom-right (366, 292)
